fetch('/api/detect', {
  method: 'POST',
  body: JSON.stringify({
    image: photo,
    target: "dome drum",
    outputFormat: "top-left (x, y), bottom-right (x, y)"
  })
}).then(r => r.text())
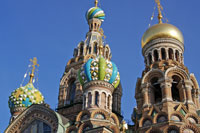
top-left (83, 80), bottom-right (115, 93)
top-left (142, 38), bottom-right (184, 56)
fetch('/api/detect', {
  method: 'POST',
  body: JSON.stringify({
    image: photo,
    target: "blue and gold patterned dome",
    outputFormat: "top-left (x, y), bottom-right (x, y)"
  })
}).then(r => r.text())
top-left (78, 56), bottom-right (120, 88)
top-left (86, 7), bottom-right (105, 22)
top-left (8, 83), bottom-right (44, 110)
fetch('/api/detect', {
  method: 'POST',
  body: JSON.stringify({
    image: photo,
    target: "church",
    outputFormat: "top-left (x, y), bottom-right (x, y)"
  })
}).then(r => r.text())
top-left (5, 0), bottom-right (200, 132)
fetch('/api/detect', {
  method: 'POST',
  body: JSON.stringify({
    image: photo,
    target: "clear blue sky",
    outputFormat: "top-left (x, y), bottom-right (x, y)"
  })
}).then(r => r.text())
top-left (1, 0), bottom-right (200, 131)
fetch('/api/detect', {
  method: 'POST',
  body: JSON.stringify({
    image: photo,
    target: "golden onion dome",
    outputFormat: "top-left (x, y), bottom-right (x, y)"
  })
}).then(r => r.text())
top-left (141, 23), bottom-right (184, 48)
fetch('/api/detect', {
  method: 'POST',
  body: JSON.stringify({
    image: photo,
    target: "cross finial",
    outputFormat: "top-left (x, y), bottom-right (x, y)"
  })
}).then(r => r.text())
top-left (29, 57), bottom-right (39, 83)
top-left (155, 0), bottom-right (163, 24)
top-left (95, 0), bottom-right (98, 7)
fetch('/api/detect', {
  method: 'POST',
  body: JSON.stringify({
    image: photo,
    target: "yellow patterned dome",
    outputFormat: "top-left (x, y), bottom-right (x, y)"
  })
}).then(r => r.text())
top-left (8, 83), bottom-right (44, 109)
top-left (141, 23), bottom-right (184, 48)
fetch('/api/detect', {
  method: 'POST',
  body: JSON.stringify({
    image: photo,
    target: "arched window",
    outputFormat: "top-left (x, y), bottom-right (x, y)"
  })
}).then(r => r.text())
top-left (107, 95), bottom-right (111, 109)
top-left (88, 92), bottom-right (92, 107)
top-left (161, 48), bottom-right (166, 60)
top-left (168, 48), bottom-right (174, 60)
top-left (80, 44), bottom-right (84, 55)
top-left (175, 50), bottom-right (179, 61)
top-left (154, 50), bottom-right (159, 61)
top-left (95, 91), bottom-right (99, 106)
top-left (172, 76), bottom-right (181, 102)
top-left (89, 47), bottom-right (91, 54)
top-left (22, 120), bottom-right (51, 133)
top-left (90, 24), bottom-right (93, 30)
top-left (93, 42), bottom-right (98, 54)
top-left (69, 79), bottom-right (76, 104)
top-left (151, 77), bottom-right (162, 103)
top-left (148, 53), bottom-right (152, 65)
top-left (101, 92), bottom-right (106, 109)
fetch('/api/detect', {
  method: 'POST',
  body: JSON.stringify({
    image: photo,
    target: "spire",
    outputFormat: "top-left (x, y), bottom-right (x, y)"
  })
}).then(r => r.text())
top-left (155, 0), bottom-right (163, 24)
top-left (95, 0), bottom-right (98, 7)
top-left (29, 57), bottom-right (39, 83)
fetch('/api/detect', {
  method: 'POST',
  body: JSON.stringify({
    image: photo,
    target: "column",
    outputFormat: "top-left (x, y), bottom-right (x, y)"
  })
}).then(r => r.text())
top-left (160, 78), bottom-right (173, 102)
top-left (92, 91), bottom-right (95, 106)
top-left (184, 80), bottom-right (194, 104)
top-left (151, 51), bottom-right (155, 63)
top-left (105, 94), bottom-right (108, 109)
top-left (158, 49), bottom-right (161, 61)
top-left (177, 81), bottom-right (187, 102)
top-left (86, 93), bottom-right (88, 108)
top-left (110, 96), bottom-right (113, 110)
top-left (141, 83), bottom-right (151, 108)
top-left (166, 48), bottom-right (169, 60)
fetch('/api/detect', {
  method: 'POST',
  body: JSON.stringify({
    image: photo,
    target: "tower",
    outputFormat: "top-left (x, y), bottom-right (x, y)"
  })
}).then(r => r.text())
top-left (57, 0), bottom-right (123, 123)
top-left (132, 0), bottom-right (200, 132)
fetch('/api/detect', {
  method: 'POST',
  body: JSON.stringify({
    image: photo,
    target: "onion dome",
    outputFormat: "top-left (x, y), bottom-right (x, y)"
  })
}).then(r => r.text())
top-left (86, 7), bottom-right (105, 22)
top-left (8, 83), bottom-right (44, 110)
top-left (78, 56), bottom-right (120, 88)
top-left (141, 23), bottom-right (184, 48)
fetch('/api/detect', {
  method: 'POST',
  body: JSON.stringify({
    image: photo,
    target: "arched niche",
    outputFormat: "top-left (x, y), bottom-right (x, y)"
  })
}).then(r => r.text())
top-left (150, 77), bottom-right (162, 104)
top-left (171, 75), bottom-right (181, 102)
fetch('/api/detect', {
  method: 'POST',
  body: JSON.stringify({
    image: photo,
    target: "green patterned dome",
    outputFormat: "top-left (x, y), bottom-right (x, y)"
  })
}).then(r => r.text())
top-left (86, 7), bottom-right (105, 22)
top-left (8, 83), bottom-right (44, 109)
top-left (78, 56), bottom-right (120, 88)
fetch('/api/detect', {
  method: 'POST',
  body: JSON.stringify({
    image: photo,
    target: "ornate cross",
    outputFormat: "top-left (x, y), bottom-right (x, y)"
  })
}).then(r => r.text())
top-left (155, 0), bottom-right (163, 23)
top-left (29, 57), bottom-right (39, 83)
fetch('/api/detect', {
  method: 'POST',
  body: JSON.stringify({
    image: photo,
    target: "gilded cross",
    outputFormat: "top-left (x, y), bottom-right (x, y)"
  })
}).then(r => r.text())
top-left (29, 57), bottom-right (39, 83)
top-left (155, 0), bottom-right (163, 23)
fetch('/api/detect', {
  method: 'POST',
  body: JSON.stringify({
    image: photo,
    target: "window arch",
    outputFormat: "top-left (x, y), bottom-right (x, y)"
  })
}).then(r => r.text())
top-left (93, 42), bottom-right (98, 54)
top-left (80, 44), bottom-right (84, 55)
top-left (171, 76), bottom-right (181, 102)
top-left (69, 79), bottom-right (76, 104)
top-left (175, 50), bottom-right (179, 62)
top-left (88, 92), bottom-right (92, 107)
top-left (151, 77), bottom-right (162, 103)
top-left (154, 50), bottom-right (159, 61)
top-left (168, 48), bottom-right (174, 60)
top-left (22, 120), bottom-right (51, 133)
top-left (148, 53), bottom-right (152, 65)
top-left (95, 91), bottom-right (99, 106)
top-left (161, 48), bottom-right (166, 60)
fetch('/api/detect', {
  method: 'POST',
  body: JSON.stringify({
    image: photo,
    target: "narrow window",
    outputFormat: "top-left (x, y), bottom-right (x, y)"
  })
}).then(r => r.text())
top-left (154, 50), bottom-right (159, 61)
top-left (88, 92), bottom-right (92, 107)
top-left (93, 42), bottom-right (98, 54)
top-left (95, 91), bottom-right (99, 106)
top-left (172, 76), bottom-right (181, 102)
top-left (168, 48), bottom-right (174, 60)
top-left (69, 79), bottom-right (76, 104)
top-left (148, 53), bottom-right (152, 65)
top-left (161, 48), bottom-right (166, 60)
top-left (80, 44), bottom-right (84, 55)
top-left (175, 50), bottom-right (179, 61)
